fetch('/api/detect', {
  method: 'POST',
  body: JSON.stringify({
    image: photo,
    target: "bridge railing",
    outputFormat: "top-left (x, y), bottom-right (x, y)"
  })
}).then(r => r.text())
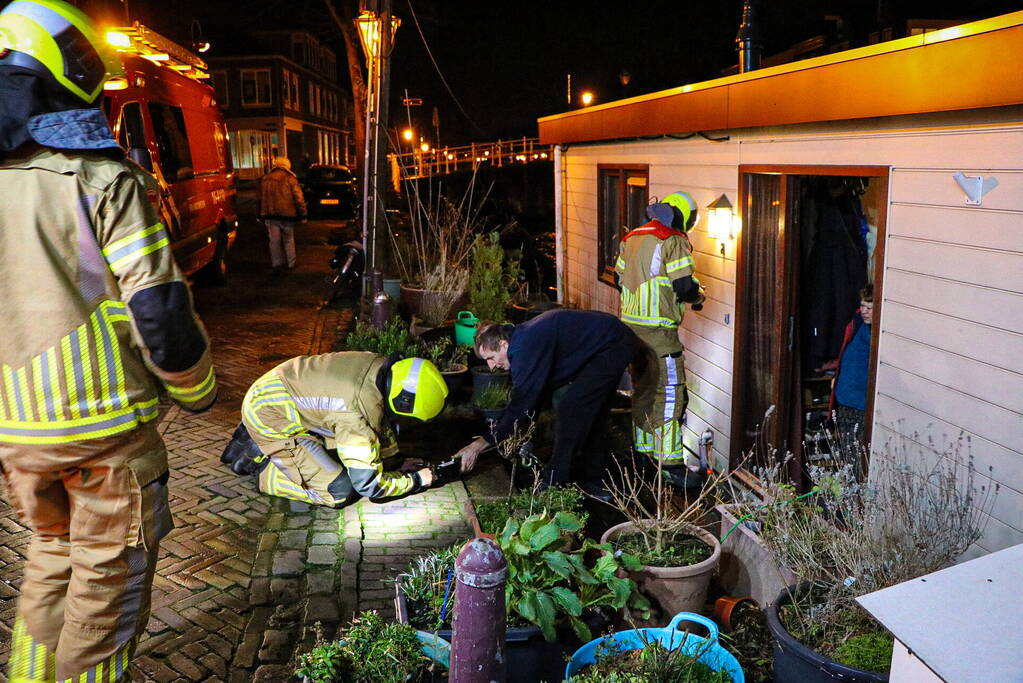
top-left (390, 137), bottom-right (553, 184)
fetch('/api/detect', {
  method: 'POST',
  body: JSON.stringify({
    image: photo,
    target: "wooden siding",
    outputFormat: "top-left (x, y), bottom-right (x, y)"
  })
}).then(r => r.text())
top-left (558, 119), bottom-right (1023, 551)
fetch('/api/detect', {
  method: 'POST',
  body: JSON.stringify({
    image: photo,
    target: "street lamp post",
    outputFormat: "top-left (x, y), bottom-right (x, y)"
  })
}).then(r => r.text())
top-left (357, 1), bottom-right (399, 296)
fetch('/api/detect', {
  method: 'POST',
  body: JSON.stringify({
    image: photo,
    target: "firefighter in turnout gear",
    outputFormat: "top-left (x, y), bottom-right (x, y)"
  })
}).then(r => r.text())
top-left (616, 192), bottom-right (705, 477)
top-left (222, 353), bottom-right (445, 508)
top-left (0, 2), bottom-right (217, 681)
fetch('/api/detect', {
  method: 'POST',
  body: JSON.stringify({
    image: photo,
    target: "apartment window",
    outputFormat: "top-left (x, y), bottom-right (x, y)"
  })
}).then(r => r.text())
top-left (212, 70), bottom-right (228, 106)
top-left (241, 68), bottom-right (271, 106)
top-left (597, 164), bottom-right (648, 283)
top-left (281, 70), bottom-right (291, 109)
top-left (290, 72), bottom-right (300, 111)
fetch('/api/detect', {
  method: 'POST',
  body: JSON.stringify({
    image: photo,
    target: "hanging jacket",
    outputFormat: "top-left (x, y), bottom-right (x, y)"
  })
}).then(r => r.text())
top-left (244, 352), bottom-right (417, 499)
top-left (615, 219), bottom-right (703, 356)
top-left (259, 166), bottom-right (307, 221)
top-left (0, 146), bottom-right (216, 449)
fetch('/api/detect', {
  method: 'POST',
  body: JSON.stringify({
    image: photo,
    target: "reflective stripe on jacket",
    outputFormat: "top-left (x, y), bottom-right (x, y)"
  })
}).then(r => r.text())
top-left (615, 220), bottom-right (695, 330)
top-left (0, 147), bottom-right (215, 446)
top-left (243, 352), bottom-right (416, 500)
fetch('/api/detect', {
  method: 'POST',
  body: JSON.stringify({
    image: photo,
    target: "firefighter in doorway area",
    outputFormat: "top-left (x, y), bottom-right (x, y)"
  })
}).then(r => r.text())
top-left (0, 2), bottom-right (218, 680)
top-left (616, 192), bottom-right (706, 486)
top-left (222, 353), bottom-right (447, 507)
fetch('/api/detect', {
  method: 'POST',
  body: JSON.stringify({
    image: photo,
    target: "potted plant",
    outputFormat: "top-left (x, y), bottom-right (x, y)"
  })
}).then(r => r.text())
top-left (295, 611), bottom-right (446, 682)
top-left (758, 434), bottom-right (998, 681)
top-left (343, 315), bottom-right (421, 358)
top-left (394, 545), bottom-right (461, 638)
top-left (597, 446), bottom-right (728, 618)
top-left (473, 484), bottom-right (588, 537)
top-left (473, 382), bottom-right (510, 422)
top-left (470, 363), bottom-right (509, 404)
top-left (468, 230), bottom-right (523, 323)
top-left (391, 180), bottom-right (489, 327)
top-left (565, 612), bottom-right (744, 682)
top-left (422, 338), bottom-right (469, 396)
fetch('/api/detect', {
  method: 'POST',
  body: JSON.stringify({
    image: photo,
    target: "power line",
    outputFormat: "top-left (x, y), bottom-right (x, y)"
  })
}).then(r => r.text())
top-left (405, 0), bottom-right (485, 137)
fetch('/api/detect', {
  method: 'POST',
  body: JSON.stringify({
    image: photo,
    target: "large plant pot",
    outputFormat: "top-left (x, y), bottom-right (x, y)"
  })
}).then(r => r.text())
top-left (766, 583), bottom-right (889, 683)
top-left (470, 365), bottom-right (510, 403)
top-left (600, 521), bottom-right (721, 616)
top-left (440, 363), bottom-right (468, 399)
top-left (716, 503), bottom-right (798, 607)
top-left (400, 284), bottom-right (468, 326)
top-left (508, 297), bottom-right (561, 323)
top-left (566, 612), bottom-right (745, 681)
top-left (396, 576), bottom-right (579, 683)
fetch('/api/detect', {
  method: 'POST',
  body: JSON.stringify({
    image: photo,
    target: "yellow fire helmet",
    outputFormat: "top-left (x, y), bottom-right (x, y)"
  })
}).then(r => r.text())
top-left (662, 191), bottom-right (700, 232)
top-left (0, 0), bottom-right (124, 104)
top-left (388, 358), bottom-right (449, 421)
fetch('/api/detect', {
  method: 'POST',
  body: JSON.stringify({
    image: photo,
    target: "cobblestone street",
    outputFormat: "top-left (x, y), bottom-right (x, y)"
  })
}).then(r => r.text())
top-left (0, 208), bottom-right (473, 682)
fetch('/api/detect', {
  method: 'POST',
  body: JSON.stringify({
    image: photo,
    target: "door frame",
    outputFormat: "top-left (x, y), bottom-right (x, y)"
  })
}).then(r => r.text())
top-left (729, 164), bottom-right (890, 480)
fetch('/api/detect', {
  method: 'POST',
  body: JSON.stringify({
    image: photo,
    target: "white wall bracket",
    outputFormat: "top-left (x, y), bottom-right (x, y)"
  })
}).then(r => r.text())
top-left (952, 171), bottom-right (998, 205)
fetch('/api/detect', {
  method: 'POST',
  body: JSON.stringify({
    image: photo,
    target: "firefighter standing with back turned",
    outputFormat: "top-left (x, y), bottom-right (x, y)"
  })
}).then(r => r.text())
top-left (0, 2), bottom-right (217, 681)
top-left (616, 192), bottom-right (706, 485)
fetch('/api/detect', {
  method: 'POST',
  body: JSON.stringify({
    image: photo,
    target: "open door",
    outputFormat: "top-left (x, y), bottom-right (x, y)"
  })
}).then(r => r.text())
top-left (730, 166), bottom-right (889, 483)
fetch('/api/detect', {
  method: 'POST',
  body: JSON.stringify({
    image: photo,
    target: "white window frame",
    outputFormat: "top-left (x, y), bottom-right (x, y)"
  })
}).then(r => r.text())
top-left (241, 68), bottom-right (271, 107)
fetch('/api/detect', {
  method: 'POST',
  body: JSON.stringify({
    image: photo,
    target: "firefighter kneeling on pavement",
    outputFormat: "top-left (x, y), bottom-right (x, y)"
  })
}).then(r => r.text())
top-left (616, 192), bottom-right (706, 486)
top-left (0, 2), bottom-right (217, 681)
top-left (222, 353), bottom-right (448, 507)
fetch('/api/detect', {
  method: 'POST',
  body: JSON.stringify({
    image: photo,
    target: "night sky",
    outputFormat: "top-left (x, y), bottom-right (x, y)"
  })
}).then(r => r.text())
top-left (41, 0), bottom-right (1023, 143)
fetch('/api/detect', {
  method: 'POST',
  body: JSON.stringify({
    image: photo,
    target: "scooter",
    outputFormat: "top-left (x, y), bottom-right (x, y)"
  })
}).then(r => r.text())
top-left (325, 240), bottom-right (364, 303)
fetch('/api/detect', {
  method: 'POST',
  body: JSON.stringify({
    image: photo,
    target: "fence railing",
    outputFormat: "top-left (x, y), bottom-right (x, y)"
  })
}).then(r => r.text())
top-left (390, 137), bottom-right (553, 184)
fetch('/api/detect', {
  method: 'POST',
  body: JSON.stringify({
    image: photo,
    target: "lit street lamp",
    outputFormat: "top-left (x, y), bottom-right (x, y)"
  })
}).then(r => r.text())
top-left (581, 91), bottom-right (594, 106)
top-left (402, 127), bottom-right (414, 142)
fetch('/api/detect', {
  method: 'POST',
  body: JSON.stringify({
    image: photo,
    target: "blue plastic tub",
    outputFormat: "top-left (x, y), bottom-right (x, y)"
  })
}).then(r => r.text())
top-left (565, 612), bottom-right (745, 682)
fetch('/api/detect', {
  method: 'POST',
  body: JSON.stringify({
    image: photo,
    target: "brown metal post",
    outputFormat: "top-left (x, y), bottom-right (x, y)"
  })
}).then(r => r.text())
top-left (451, 538), bottom-right (507, 682)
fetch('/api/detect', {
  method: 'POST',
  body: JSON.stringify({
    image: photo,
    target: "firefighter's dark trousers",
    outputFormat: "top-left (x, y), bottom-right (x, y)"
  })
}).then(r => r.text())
top-left (546, 334), bottom-right (639, 486)
top-left (0, 425), bottom-right (171, 682)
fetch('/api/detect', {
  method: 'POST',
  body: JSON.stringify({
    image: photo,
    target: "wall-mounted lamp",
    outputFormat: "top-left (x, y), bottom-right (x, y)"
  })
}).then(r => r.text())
top-left (707, 194), bottom-right (737, 257)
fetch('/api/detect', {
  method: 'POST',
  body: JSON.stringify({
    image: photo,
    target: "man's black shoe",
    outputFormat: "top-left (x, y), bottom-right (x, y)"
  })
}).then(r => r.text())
top-left (580, 481), bottom-right (614, 504)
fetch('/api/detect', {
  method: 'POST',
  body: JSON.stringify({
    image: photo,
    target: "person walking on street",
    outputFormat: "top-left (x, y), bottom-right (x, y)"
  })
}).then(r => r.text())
top-left (222, 353), bottom-right (446, 507)
top-left (259, 155), bottom-right (306, 276)
top-left (455, 310), bottom-right (641, 499)
top-left (0, 3), bottom-right (218, 680)
top-left (615, 192), bottom-right (706, 486)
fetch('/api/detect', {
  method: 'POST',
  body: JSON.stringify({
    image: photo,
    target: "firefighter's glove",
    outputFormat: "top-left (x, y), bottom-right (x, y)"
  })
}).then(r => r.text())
top-left (430, 459), bottom-right (462, 488)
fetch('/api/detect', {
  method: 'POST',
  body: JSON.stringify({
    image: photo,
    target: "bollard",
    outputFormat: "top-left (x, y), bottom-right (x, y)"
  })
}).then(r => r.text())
top-left (451, 537), bottom-right (507, 682)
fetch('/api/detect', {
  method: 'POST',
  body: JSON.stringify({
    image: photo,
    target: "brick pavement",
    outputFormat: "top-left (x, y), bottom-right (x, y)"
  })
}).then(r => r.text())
top-left (0, 211), bottom-right (478, 682)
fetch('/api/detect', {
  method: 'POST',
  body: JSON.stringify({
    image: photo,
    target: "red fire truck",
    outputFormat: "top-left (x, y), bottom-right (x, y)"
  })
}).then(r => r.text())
top-left (102, 23), bottom-right (237, 282)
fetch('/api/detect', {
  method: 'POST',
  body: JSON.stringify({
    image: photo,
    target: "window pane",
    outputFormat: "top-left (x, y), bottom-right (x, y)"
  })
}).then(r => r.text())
top-left (599, 171), bottom-right (621, 276)
top-left (241, 73), bottom-right (256, 104)
top-left (148, 103), bottom-right (194, 181)
top-left (626, 183), bottom-right (647, 229)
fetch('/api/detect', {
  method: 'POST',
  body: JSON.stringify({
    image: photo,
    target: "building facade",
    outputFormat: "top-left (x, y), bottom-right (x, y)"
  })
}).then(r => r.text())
top-left (208, 31), bottom-right (353, 180)
top-left (539, 11), bottom-right (1023, 556)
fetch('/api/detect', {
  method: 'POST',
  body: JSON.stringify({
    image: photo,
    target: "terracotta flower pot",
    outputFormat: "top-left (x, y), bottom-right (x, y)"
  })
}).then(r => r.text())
top-left (713, 595), bottom-right (758, 632)
top-left (600, 521), bottom-right (721, 616)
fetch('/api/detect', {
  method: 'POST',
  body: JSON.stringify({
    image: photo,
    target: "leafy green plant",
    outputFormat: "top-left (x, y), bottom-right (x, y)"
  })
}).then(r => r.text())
top-left (469, 230), bottom-right (523, 322)
top-left (294, 629), bottom-right (345, 683)
top-left (498, 511), bottom-right (651, 642)
top-left (344, 316), bottom-right (420, 358)
top-left (423, 337), bottom-right (469, 372)
top-left (473, 382), bottom-right (511, 409)
top-left (475, 486), bottom-right (589, 535)
top-left (294, 611), bottom-right (429, 683)
top-left (833, 631), bottom-right (894, 673)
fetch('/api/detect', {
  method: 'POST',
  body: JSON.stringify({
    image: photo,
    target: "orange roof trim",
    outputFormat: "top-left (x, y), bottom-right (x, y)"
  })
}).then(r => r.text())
top-left (538, 11), bottom-right (1023, 145)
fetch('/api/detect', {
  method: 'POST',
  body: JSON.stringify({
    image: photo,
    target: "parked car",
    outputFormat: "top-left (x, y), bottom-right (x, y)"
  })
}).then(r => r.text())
top-left (103, 40), bottom-right (237, 283)
top-left (304, 164), bottom-right (358, 218)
